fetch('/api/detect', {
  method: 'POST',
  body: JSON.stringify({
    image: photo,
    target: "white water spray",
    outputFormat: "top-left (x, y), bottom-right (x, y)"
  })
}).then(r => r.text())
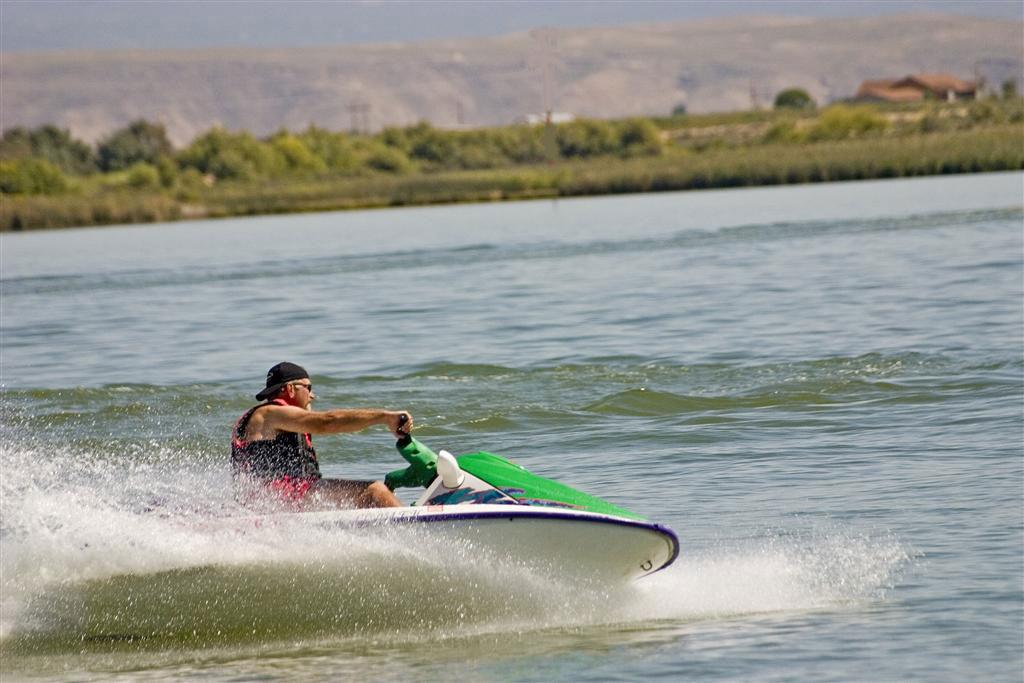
top-left (1, 443), bottom-right (913, 650)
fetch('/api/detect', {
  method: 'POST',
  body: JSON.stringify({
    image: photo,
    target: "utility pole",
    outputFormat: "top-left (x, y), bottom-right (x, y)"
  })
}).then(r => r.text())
top-left (530, 28), bottom-right (558, 163)
top-left (347, 101), bottom-right (371, 134)
top-left (360, 103), bottom-right (370, 133)
top-left (347, 102), bottom-right (360, 133)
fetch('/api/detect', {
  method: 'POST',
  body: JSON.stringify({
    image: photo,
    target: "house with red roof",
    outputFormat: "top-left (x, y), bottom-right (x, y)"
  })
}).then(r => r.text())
top-left (854, 73), bottom-right (977, 103)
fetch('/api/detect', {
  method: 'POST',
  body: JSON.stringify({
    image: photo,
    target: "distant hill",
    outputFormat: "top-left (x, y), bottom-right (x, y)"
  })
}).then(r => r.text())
top-left (1, 14), bottom-right (1020, 146)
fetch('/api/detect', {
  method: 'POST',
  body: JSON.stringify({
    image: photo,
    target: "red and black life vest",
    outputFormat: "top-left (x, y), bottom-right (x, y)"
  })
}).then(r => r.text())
top-left (231, 399), bottom-right (321, 482)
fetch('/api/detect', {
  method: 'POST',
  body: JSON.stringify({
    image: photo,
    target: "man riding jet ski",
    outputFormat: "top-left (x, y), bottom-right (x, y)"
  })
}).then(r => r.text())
top-left (231, 362), bottom-right (410, 509)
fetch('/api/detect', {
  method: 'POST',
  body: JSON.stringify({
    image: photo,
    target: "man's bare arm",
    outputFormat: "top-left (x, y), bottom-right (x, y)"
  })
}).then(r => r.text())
top-left (260, 405), bottom-right (411, 437)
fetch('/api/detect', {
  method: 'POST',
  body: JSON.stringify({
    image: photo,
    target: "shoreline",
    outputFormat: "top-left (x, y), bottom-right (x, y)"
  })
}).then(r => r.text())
top-left (3, 125), bottom-right (1022, 232)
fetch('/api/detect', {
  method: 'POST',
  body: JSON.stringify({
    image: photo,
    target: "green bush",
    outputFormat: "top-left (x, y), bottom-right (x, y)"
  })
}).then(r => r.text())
top-left (268, 132), bottom-right (326, 174)
top-left (451, 142), bottom-right (502, 170)
top-left (155, 155), bottom-right (178, 188)
top-left (175, 167), bottom-right (207, 200)
top-left (361, 143), bottom-right (414, 174)
top-left (297, 126), bottom-right (359, 173)
top-left (407, 123), bottom-right (457, 165)
top-left (0, 125), bottom-right (95, 174)
top-left (382, 122), bottom-right (526, 170)
top-left (179, 128), bottom-right (277, 180)
top-left (774, 88), bottom-right (816, 110)
top-left (617, 118), bottom-right (663, 156)
top-left (1002, 78), bottom-right (1018, 100)
top-left (213, 149), bottom-right (257, 180)
top-left (967, 100), bottom-right (1007, 125)
top-left (762, 120), bottom-right (806, 143)
top-left (0, 158), bottom-right (68, 194)
top-left (556, 119), bottom-right (619, 158)
top-left (97, 119), bottom-right (174, 172)
top-left (915, 107), bottom-right (944, 133)
top-left (491, 126), bottom-right (545, 164)
top-left (806, 105), bottom-right (888, 141)
top-left (126, 162), bottom-right (161, 189)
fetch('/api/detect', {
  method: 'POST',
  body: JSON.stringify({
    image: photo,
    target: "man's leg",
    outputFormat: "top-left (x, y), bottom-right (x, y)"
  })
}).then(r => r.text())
top-left (314, 478), bottom-right (401, 508)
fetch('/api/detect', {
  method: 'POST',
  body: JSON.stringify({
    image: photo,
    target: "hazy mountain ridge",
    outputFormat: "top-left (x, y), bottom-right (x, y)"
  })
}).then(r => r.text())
top-left (2, 14), bottom-right (1020, 145)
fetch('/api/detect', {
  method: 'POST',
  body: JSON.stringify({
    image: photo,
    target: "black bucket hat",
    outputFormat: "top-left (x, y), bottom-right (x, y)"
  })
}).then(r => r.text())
top-left (256, 361), bottom-right (309, 401)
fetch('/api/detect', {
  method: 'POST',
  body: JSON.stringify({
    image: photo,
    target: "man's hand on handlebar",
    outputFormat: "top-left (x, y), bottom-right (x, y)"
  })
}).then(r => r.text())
top-left (389, 411), bottom-right (413, 438)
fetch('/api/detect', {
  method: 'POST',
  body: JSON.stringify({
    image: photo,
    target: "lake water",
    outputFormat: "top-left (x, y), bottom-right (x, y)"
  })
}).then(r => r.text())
top-left (2, 173), bottom-right (1022, 681)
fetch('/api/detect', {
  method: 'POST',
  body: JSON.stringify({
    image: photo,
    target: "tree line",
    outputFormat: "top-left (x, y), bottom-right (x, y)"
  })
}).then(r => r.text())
top-left (0, 118), bottom-right (663, 195)
top-left (4, 89), bottom-right (1020, 198)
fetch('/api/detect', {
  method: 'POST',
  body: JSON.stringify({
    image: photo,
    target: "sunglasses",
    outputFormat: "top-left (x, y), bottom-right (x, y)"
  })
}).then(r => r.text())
top-left (290, 382), bottom-right (313, 392)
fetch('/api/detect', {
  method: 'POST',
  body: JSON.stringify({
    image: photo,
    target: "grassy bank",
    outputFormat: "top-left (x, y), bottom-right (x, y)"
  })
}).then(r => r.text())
top-left (2, 121), bottom-right (1022, 231)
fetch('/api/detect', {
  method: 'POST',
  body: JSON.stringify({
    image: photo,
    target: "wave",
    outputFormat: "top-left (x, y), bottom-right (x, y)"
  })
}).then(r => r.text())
top-left (4, 207), bottom-right (1019, 296)
top-left (391, 352), bottom-right (1020, 418)
top-left (3, 352), bottom-right (1018, 440)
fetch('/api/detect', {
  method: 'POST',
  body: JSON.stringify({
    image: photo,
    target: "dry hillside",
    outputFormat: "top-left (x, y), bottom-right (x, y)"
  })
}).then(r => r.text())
top-left (1, 14), bottom-right (1020, 145)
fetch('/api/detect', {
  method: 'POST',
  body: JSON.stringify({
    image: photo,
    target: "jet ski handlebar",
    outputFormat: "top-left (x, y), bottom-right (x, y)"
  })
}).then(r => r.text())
top-left (385, 413), bottom-right (437, 490)
top-left (395, 412), bottom-right (411, 442)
